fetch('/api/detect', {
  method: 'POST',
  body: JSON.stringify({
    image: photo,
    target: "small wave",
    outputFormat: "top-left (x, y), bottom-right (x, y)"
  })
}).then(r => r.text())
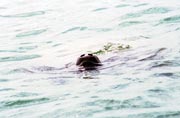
top-left (7, 68), bottom-right (35, 74)
top-left (20, 42), bottom-right (33, 45)
top-left (142, 7), bottom-right (170, 14)
top-left (119, 21), bottom-right (145, 27)
top-left (1, 98), bottom-right (49, 108)
top-left (121, 7), bottom-right (170, 20)
top-left (32, 66), bottom-right (64, 72)
top-left (52, 43), bottom-right (62, 47)
top-left (175, 27), bottom-right (180, 31)
top-left (0, 11), bottom-right (46, 18)
top-left (18, 45), bottom-right (38, 51)
top-left (134, 3), bottom-right (148, 7)
top-left (111, 83), bottom-right (129, 90)
top-left (149, 60), bottom-right (180, 69)
top-left (61, 27), bottom-right (113, 34)
top-left (138, 48), bottom-right (166, 61)
top-left (90, 28), bottom-right (112, 32)
top-left (0, 46), bottom-right (38, 54)
top-left (155, 111), bottom-right (180, 118)
top-left (0, 79), bottom-right (9, 82)
top-left (158, 15), bottom-right (180, 25)
top-left (121, 12), bottom-right (142, 19)
top-left (85, 96), bottom-right (160, 111)
top-left (0, 49), bottom-right (25, 53)
top-left (147, 88), bottom-right (170, 98)
top-left (16, 29), bottom-right (47, 38)
top-left (115, 4), bottom-right (130, 8)
top-left (0, 54), bottom-right (41, 62)
top-left (61, 27), bottom-right (87, 34)
top-left (92, 8), bottom-right (108, 12)
top-left (154, 72), bottom-right (174, 77)
top-left (0, 88), bottom-right (14, 92)
top-left (11, 92), bottom-right (39, 97)
top-left (123, 111), bottom-right (180, 118)
top-left (47, 77), bottom-right (67, 85)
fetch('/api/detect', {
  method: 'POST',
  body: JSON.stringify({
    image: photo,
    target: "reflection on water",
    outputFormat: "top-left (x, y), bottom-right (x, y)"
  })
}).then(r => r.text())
top-left (0, 0), bottom-right (180, 118)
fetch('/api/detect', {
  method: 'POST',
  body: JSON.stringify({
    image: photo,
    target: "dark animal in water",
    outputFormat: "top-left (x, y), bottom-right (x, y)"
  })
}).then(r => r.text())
top-left (76, 54), bottom-right (102, 70)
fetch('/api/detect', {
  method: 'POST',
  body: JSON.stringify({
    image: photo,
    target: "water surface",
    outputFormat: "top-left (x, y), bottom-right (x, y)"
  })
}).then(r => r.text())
top-left (0, 0), bottom-right (180, 118)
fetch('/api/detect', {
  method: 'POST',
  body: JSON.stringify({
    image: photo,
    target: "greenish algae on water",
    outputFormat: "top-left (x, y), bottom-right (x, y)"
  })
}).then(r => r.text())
top-left (88, 42), bottom-right (131, 55)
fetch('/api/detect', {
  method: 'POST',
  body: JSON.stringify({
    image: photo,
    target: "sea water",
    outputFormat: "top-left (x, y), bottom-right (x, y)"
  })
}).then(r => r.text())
top-left (0, 0), bottom-right (180, 118)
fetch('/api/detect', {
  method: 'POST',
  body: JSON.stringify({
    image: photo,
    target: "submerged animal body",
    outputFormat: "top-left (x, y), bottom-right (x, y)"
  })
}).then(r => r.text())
top-left (76, 54), bottom-right (102, 70)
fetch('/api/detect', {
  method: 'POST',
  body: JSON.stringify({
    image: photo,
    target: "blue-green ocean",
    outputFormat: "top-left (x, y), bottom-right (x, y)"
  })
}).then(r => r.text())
top-left (1, 0), bottom-right (180, 118)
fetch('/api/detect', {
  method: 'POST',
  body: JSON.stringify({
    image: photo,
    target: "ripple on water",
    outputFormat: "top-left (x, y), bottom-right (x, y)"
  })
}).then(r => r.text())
top-left (0, 49), bottom-right (25, 53)
top-left (62, 26), bottom-right (113, 34)
top-left (0, 11), bottom-right (46, 18)
top-left (125, 111), bottom-right (180, 118)
top-left (138, 48), bottom-right (166, 61)
top-left (85, 96), bottom-right (160, 111)
top-left (0, 88), bottom-right (14, 92)
top-left (1, 98), bottom-right (49, 109)
top-left (32, 66), bottom-right (63, 72)
top-left (92, 8), bottom-right (108, 12)
top-left (146, 88), bottom-right (170, 98)
top-left (155, 111), bottom-right (180, 118)
top-left (0, 46), bottom-right (38, 54)
top-left (158, 15), bottom-right (180, 25)
top-left (149, 60), bottom-right (180, 69)
top-left (115, 4), bottom-right (130, 8)
top-left (11, 92), bottom-right (39, 98)
top-left (154, 72), bottom-right (178, 79)
top-left (16, 29), bottom-right (47, 38)
top-left (61, 27), bottom-right (88, 34)
top-left (0, 54), bottom-right (41, 62)
top-left (119, 21), bottom-right (145, 27)
top-left (142, 7), bottom-right (170, 14)
top-left (52, 43), bottom-right (62, 47)
top-left (7, 68), bottom-right (34, 74)
top-left (0, 79), bottom-right (9, 82)
top-left (91, 28), bottom-right (112, 32)
top-left (121, 7), bottom-right (171, 19)
top-left (18, 45), bottom-right (38, 51)
top-left (133, 3), bottom-right (148, 7)
top-left (111, 83), bottom-right (129, 90)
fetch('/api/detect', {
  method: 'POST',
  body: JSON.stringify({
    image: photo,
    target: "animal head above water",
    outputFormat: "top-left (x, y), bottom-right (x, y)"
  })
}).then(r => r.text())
top-left (76, 54), bottom-right (102, 69)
